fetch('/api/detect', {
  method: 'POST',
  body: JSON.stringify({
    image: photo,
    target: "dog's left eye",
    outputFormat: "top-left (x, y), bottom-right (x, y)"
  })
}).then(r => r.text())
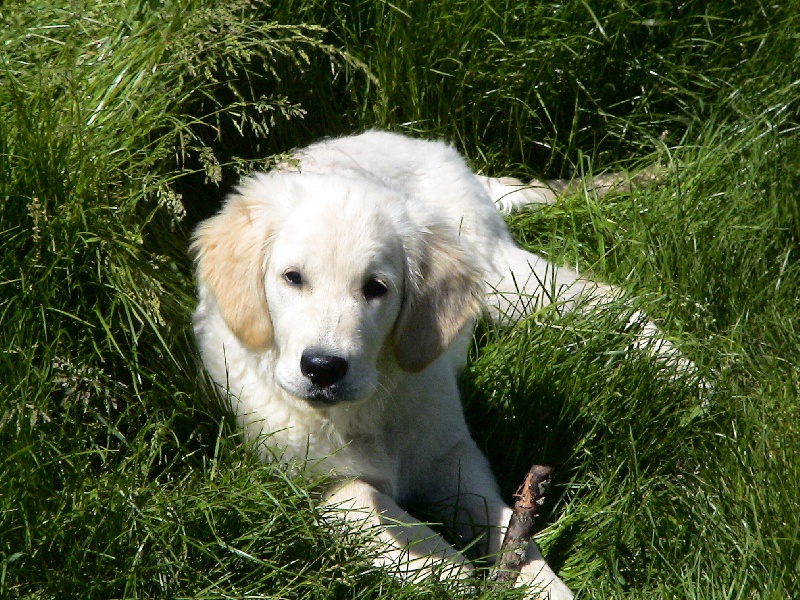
top-left (362, 277), bottom-right (389, 300)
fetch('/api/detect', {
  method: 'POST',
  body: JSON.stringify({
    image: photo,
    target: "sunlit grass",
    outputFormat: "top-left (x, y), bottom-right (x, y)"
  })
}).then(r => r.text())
top-left (2, 0), bottom-right (798, 597)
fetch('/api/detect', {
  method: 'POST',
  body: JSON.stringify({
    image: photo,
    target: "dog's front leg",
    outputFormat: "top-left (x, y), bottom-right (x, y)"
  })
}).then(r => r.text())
top-left (322, 478), bottom-right (473, 583)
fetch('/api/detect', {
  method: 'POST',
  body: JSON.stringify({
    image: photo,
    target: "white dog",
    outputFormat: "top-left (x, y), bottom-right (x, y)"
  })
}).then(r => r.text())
top-left (192, 131), bottom-right (679, 598)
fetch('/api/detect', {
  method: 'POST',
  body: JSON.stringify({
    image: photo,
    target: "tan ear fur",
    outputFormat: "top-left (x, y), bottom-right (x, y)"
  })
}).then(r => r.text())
top-left (393, 226), bottom-right (484, 373)
top-left (191, 193), bottom-right (273, 350)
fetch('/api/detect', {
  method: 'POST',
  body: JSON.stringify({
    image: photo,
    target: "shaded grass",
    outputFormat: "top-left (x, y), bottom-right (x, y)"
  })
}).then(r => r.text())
top-left (2, 0), bottom-right (799, 598)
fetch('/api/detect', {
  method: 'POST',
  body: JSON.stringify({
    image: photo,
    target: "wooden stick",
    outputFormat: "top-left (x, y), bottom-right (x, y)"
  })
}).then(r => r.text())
top-left (490, 464), bottom-right (553, 584)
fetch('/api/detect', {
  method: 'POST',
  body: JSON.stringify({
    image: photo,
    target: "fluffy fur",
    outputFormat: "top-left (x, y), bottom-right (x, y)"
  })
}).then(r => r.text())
top-left (192, 131), bottom-right (671, 598)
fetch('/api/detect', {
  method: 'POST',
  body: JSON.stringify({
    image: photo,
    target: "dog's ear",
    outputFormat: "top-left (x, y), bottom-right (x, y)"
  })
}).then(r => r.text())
top-left (393, 226), bottom-right (484, 373)
top-left (191, 189), bottom-right (274, 350)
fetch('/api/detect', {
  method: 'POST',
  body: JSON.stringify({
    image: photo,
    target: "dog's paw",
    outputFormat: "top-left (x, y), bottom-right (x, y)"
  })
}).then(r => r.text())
top-left (516, 571), bottom-right (574, 600)
top-left (515, 546), bottom-right (574, 600)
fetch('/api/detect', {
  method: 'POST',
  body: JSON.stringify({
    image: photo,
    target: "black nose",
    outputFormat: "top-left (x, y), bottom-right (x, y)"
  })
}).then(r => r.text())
top-left (300, 349), bottom-right (348, 388)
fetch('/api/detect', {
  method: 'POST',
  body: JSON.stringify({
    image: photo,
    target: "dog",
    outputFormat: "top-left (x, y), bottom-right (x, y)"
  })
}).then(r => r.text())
top-left (191, 130), bottom-right (683, 598)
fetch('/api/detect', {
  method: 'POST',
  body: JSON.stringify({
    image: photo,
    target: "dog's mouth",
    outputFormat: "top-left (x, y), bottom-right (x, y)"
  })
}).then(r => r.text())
top-left (287, 380), bottom-right (372, 408)
top-left (303, 386), bottom-right (353, 407)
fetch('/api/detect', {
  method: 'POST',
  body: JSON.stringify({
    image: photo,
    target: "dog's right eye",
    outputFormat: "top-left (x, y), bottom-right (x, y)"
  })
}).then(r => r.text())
top-left (283, 270), bottom-right (303, 286)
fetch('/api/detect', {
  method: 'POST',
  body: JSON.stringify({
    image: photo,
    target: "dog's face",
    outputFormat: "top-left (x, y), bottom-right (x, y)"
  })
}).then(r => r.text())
top-left (264, 193), bottom-right (406, 405)
top-left (192, 173), bottom-right (483, 407)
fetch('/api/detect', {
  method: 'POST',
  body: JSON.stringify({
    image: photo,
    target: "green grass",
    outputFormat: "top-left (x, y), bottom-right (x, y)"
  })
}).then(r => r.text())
top-left (1, 0), bottom-right (798, 597)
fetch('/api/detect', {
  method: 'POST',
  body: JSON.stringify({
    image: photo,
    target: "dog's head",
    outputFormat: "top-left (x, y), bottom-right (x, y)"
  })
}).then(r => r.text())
top-left (192, 172), bottom-right (482, 406)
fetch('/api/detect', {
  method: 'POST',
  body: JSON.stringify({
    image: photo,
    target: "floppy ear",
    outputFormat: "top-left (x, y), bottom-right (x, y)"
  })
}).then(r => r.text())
top-left (393, 226), bottom-right (484, 373)
top-left (191, 190), bottom-right (274, 350)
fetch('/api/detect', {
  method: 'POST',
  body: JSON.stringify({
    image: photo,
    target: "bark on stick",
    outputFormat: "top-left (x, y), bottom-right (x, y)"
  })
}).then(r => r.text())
top-left (490, 464), bottom-right (553, 584)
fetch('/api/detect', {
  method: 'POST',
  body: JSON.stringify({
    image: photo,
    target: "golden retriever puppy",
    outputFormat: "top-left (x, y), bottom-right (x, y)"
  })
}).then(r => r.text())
top-left (192, 130), bottom-right (677, 598)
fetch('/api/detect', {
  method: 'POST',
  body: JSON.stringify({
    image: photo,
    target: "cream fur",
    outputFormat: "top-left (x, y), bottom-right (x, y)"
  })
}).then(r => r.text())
top-left (192, 130), bottom-right (680, 598)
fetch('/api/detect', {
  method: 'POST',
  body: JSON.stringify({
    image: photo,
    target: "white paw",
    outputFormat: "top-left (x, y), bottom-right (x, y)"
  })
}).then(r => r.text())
top-left (516, 568), bottom-right (574, 600)
top-left (515, 544), bottom-right (574, 600)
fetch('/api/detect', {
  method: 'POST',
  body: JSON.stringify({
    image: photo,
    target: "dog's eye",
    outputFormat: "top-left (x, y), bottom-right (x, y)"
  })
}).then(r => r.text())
top-left (363, 277), bottom-right (389, 300)
top-left (283, 270), bottom-right (303, 286)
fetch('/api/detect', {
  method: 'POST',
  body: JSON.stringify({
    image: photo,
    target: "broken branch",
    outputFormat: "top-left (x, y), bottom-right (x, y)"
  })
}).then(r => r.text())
top-left (490, 464), bottom-right (553, 584)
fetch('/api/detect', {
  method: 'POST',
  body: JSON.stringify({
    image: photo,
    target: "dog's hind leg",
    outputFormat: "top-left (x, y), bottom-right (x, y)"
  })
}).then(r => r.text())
top-left (477, 165), bottom-right (700, 378)
top-left (477, 168), bottom-right (661, 215)
top-left (482, 238), bottom-right (612, 326)
top-left (483, 238), bottom-right (697, 377)
top-left (475, 175), bottom-right (558, 215)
